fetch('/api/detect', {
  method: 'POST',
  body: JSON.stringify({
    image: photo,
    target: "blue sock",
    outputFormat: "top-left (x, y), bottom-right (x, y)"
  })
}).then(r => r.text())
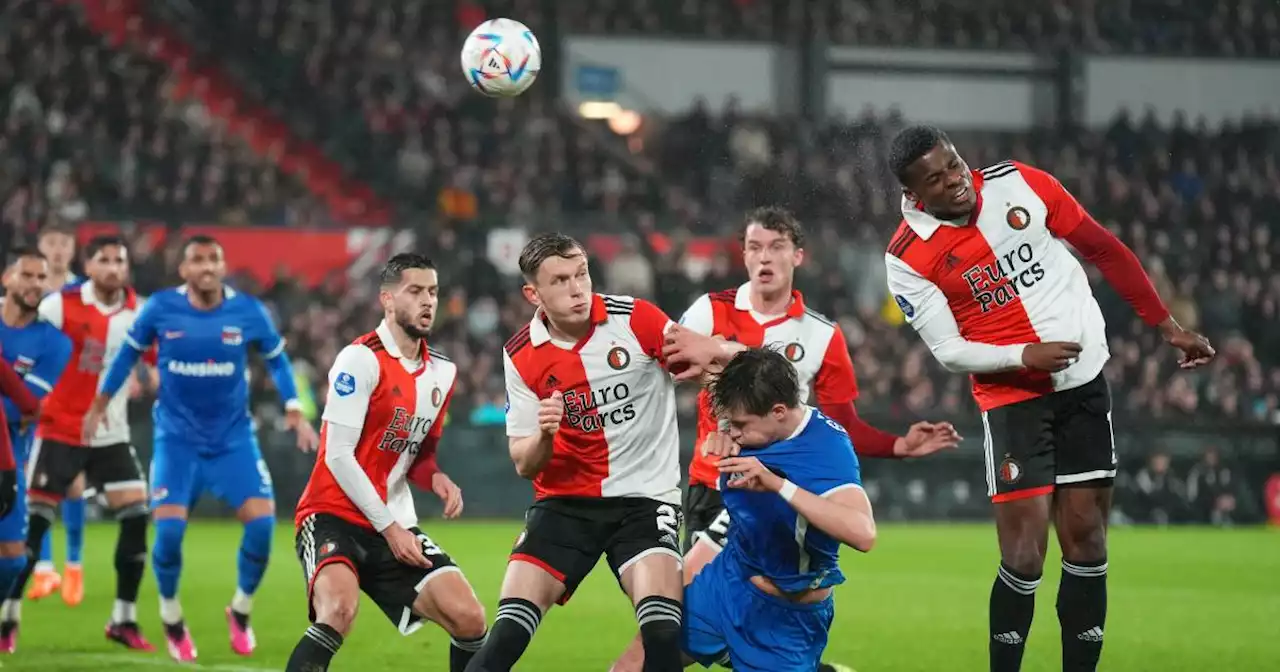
top-left (236, 515), bottom-right (274, 599)
top-left (62, 498), bottom-right (85, 565)
top-left (38, 528), bottom-right (53, 565)
top-left (0, 555), bottom-right (28, 598)
top-left (152, 518), bottom-right (187, 600)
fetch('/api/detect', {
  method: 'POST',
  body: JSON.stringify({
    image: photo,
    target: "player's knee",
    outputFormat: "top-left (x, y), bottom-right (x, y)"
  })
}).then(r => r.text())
top-left (448, 598), bottom-right (488, 641)
top-left (237, 497), bottom-right (275, 522)
top-left (1059, 523), bottom-right (1106, 562)
top-left (115, 504), bottom-right (149, 557)
top-left (1001, 546), bottom-right (1045, 577)
top-left (315, 594), bottom-right (359, 635)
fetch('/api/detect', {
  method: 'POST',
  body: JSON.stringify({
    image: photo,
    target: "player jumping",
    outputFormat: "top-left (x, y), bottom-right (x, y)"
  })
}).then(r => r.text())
top-left (685, 347), bottom-right (876, 670)
top-left (884, 125), bottom-right (1215, 671)
top-left (7, 237), bottom-right (158, 650)
top-left (464, 233), bottom-right (729, 672)
top-left (27, 224), bottom-right (88, 604)
top-left (288, 253), bottom-right (486, 672)
top-left (0, 249), bottom-right (72, 653)
top-left (89, 235), bottom-right (321, 662)
top-left (613, 206), bottom-right (958, 672)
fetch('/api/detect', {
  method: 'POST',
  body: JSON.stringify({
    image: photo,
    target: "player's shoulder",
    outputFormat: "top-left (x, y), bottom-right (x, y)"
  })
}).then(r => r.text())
top-left (427, 344), bottom-right (458, 378)
top-left (146, 287), bottom-right (184, 307)
top-left (707, 287), bottom-right (739, 306)
top-left (799, 304), bottom-right (835, 329)
top-left (333, 340), bottom-right (381, 376)
top-left (504, 322), bottom-right (533, 359)
top-left (886, 219), bottom-right (921, 259)
top-left (599, 293), bottom-right (642, 316)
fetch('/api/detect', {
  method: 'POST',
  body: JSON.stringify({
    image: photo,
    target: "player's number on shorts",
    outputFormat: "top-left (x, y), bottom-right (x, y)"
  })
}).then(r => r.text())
top-left (256, 459), bottom-right (273, 486)
top-left (417, 532), bottom-right (442, 557)
top-left (655, 504), bottom-right (679, 539)
top-left (707, 509), bottom-right (731, 539)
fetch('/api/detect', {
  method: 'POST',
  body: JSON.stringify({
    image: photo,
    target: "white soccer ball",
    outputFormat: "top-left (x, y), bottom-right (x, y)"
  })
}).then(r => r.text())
top-left (460, 19), bottom-right (541, 98)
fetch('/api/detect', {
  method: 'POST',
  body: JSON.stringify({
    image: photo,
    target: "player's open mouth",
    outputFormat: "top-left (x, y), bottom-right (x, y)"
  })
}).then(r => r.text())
top-left (950, 185), bottom-right (969, 203)
top-left (757, 269), bottom-right (775, 281)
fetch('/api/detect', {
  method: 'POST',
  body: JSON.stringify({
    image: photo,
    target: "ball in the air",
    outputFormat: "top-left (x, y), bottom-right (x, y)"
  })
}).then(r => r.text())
top-left (460, 18), bottom-right (541, 98)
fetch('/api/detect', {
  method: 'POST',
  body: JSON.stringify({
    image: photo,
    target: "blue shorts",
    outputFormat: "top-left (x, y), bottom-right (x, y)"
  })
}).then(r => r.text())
top-left (683, 555), bottom-right (835, 672)
top-left (150, 430), bottom-right (273, 511)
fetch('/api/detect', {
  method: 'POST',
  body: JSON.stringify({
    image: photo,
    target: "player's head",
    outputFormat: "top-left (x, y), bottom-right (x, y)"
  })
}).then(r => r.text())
top-left (709, 348), bottom-right (802, 448)
top-left (742, 206), bottom-right (804, 296)
top-left (84, 235), bottom-right (130, 292)
top-left (518, 233), bottom-right (592, 326)
top-left (37, 224), bottom-right (75, 274)
top-left (3, 248), bottom-right (50, 312)
top-left (178, 235), bottom-right (226, 293)
top-left (889, 125), bottom-right (977, 220)
top-left (378, 253), bottom-right (438, 340)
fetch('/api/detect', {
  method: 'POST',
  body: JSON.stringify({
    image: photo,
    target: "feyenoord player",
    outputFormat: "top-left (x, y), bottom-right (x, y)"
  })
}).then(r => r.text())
top-left (15, 237), bottom-right (155, 649)
top-left (612, 206), bottom-right (958, 672)
top-left (289, 254), bottom-right (486, 672)
top-left (465, 233), bottom-right (729, 672)
top-left (884, 125), bottom-right (1214, 672)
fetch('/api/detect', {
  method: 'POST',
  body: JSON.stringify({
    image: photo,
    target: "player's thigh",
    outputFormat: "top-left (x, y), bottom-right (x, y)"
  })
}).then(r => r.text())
top-left (149, 441), bottom-right (199, 515)
top-left (87, 443), bottom-right (148, 509)
top-left (507, 500), bottom-right (607, 608)
top-left (363, 527), bottom-right (468, 636)
top-left (608, 498), bottom-right (684, 603)
top-left (681, 562), bottom-right (731, 669)
top-left (295, 513), bottom-right (364, 631)
top-left (410, 539), bottom-right (486, 639)
top-left (1053, 374), bottom-right (1117, 489)
top-left (201, 440), bottom-right (275, 516)
top-left (26, 438), bottom-right (88, 502)
top-left (729, 590), bottom-right (835, 672)
top-left (681, 485), bottom-right (723, 552)
top-left (982, 398), bottom-right (1056, 502)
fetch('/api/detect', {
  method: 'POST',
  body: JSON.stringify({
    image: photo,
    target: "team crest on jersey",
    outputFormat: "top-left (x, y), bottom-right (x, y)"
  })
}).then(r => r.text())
top-left (783, 342), bottom-right (805, 362)
top-left (1006, 206), bottom-right (1031, 231)
top-left (894, 295), bottom-right (915, 319)
top-left (319, 541), bottom-right (337, 556)
top-left (221, 325), bottom-right (243, 346)
top-left (431, 386), bottom-right (443, 407)
top-left (11, 356), bottom-right (33, 376)
top-left (998, 457), bottom-right (1023, 484)
top-left (607, 346), bottom-right (631, 370)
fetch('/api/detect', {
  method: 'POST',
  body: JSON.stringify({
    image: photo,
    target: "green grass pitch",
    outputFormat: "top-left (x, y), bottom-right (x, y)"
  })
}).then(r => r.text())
top-left (3, 521), bottom-right (1278, 671)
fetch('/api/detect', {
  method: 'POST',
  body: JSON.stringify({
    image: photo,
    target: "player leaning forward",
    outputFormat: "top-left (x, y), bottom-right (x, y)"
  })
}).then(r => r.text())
top-left (464, 234), bottom-right (732, 672)
top-left (884, 125), bottom-right (1214, 672)
top-left (289, 253), bottom-right (485, 672)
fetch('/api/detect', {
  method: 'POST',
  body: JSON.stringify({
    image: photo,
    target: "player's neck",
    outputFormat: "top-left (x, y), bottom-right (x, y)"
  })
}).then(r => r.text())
top-left (384, 320), bottom-right (422, 361)
top-left (0, 302), bottom-right (34, 328)
top-left (185, 285), bottom-right (224, 311)
top-left (775, 406), bottom-right (808, 440)
top-left (46, 269), bottom-right (71, 290)
top-left (545, 315), bottom-right (591, 343)
top-left (90, 282), bottom-right (123, 307)
top-left (748, 284), bottom-right (793, 316)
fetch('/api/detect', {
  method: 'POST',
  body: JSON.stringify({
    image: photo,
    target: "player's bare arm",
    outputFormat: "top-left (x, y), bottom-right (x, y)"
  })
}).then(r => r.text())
top-left (719, 456), bottom-right (876, 552)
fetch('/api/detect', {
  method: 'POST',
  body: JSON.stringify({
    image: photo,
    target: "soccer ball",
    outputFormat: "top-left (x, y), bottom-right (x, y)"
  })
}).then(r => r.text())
top-left (460, 19), bottom-right (541, 98)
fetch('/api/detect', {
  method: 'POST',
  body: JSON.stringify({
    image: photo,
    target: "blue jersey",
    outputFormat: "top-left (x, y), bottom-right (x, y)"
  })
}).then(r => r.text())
top-left (101, 285), bottom-right (299, 450)
top-left (0, 317), bottom-right (72, 445)
top-left (719, 407), bottom-right (863, 593)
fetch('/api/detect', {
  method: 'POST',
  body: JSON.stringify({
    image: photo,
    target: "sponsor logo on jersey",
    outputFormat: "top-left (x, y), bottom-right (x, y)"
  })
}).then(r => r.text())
top-left (1006, 206), bottom-right (1031, 231)
top-left (998, 457), bottom-right (1023, 484)
top-left (167, 360), bottom-right (237, 377)
top-left (563, 383), bottom-right (636, 432)
top-left (163, 330), bottom-right (184, 340)
top-left (962, 242), bottom-right (1046, 312)
top-left (221, 325), bottom-right (243, 346)
top-left (894, 294), bottom-right (915, 319)
top-left (607, 346), bottom-right (630, 370)
top-left (12, 356), bottom-right (34, 376)
top-left (334, 372), bottom-right (356, 397)
top-left (377, 406), bottom-right (435, 455)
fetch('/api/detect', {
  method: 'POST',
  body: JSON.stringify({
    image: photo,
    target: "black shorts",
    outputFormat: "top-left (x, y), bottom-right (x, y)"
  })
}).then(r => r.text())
top-left (295, 513), bottom-right (459, 634)
top-left (682, 484), bottom-right (730, 552)
top-left (27, 438), bottom-right (146, 500)
top-left (982, 373), bottom-right (1116, 502)
top-left (510, 496), bottom-right (682, 604)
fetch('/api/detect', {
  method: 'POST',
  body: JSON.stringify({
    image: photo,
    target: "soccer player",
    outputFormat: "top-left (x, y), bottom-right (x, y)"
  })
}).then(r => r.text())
top-left (612, 206), bottom-right (958, 672)
top-left (465, 233), bottom-right (728, 672)
top-left (684, 348), bottom-right (875, 671)
top-left (883, 125), bottom-right (1215, 672)
top-left (0, 249), bottom-right (72, 653)
top-left (288, 254), bottom-right (485, 672)
top-left (27, 224), bottom-right (87, 605)
top-left (8, 237), bottom-right (156, 650)
top-left (88, 235), bottom-right (320, 662)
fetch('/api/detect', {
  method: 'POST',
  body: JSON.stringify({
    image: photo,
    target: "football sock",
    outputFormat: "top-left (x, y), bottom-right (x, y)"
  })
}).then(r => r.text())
top-left (62, 497), bottom-right (86, 565)
top-left (1058, 558), bottom-right (1108, 671)
top-left (990, 562), bottom-right (1040, 672)
top-left (10, 501), bottom-right (55, 601)
top-left (450, 631), bottom-right (488, 672)
top-left (463, 597), bottom-right (542, 672)
top-left (636, 595), bottom-right (683, 672)
top-left (286, 623), bottom-right (343, 672)
top-left (236, 515), bottom-right (274, 607)
top-left (0, 556), bottom-right (28, 606)
top-left (114, 504), bottom-right (148, 608)
top-left (37, 528), bottom-right (53, 567)
top-left (152, 517), bottom-right (187, 603)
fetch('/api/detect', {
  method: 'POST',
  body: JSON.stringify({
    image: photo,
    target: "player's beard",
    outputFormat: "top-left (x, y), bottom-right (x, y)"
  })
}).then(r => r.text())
top-left (396, 307), bottom-right (432, 341)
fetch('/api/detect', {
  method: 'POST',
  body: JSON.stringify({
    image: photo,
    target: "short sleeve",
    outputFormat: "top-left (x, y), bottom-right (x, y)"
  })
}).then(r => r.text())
top-left (1014, 161), bottom-right (1088, 238)
top-left (677, 294), bottom-right (715, 336)
top-left (28, 330), bottom-right (72, 396)
top-left (37, 293), bottom-right (64, 330)
top-left (813, 326), bottom-right (858, 405)
top-left (814, 417), bottom-right (863, 495)
top-left (123, 296), bottom-right (160, 352)
top-left (321, 345), bottom-right (379, 429)
top-left (885, 253), bottom-right (952, 332)
top-left (630, 298), bottom-right (675, 361)
top-left (504, 349), bottom-right (540, 438)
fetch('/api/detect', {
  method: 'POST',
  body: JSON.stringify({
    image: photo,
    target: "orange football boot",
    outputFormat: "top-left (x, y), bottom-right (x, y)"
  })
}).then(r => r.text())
top-left (61, 565), bottom-right (84, 606)
top-left (26, 567), bottom-right (60, 601)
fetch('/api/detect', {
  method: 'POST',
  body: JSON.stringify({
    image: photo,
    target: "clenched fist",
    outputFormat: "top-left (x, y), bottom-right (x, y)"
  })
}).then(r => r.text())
top-left (1021, 341), bottom-right (1082, 372)
top-left (539, 390), bottom-right (565, 436)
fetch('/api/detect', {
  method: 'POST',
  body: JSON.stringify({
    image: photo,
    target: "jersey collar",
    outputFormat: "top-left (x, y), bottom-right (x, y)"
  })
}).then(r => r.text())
top-left (528, 294), bottom-right (608, 347)
top-left (785, 405), bottom-right (815, 441)
top-left (733, 282), bottom-right (807, 319)
top-left (900, 169), bottom-right (986, 241)
top-left (80, 281), bottom-right (135, 314)
top-left (375, 320), bottom-right (428, 362)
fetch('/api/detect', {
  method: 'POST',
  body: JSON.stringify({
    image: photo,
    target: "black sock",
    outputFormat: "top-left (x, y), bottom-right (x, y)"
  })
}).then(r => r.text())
top-left (450, 631), bottom-right (488, 672)
top-left (990, 562), bottom-right (1041, 672)
top-left (463, 598), bottom-right (541, 672)
top-left (115, 507), bottom-right (149, 603)
top-left (636, 595), bottom-right (683, 672)
top-left (10, 505), bottom-right (53, 600)
top-left (285, 623), bottom-right (344, 672)
top-left (1058, 558), bottom-right (1108, 671)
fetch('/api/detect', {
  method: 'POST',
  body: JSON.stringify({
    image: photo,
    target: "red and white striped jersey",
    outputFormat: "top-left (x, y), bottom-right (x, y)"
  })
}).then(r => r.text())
top-left (885, 160), bottom-right (1109, 411)
top-left (503, 294), bottom-right (680, 505)
top-left (296, 321), bottom-right (457, 531)
top-left (36, 282), bottom-right (143, 447)
top-left (678, 284), bottom-right (856, 488)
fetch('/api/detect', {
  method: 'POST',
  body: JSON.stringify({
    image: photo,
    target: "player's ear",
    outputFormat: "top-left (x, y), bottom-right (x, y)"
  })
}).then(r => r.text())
top-left (902, 185), bottom-right (919, 204)
top-left (520, 283), bottom-right (541, 308)
top-left (792, 247), bottom-right (805, 268)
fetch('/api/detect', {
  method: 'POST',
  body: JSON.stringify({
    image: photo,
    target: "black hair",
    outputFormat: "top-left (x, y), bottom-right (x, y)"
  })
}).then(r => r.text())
top-left (517, 232), bottom-right (585, 282)
top-left (379, 252), bottom-right (436, 286)
top-left (6, 247), bottom-right (45, 268)
top-left (83, 235), bottom-right (128, 261)
top-left (181, 234), bottom-right (220, 258)
top-left (743, 206), bottom-right (805, 248)
top-left (888, 125), bottom-right (952, 184)
top-left (708, 348), bottom-right (801, 418)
